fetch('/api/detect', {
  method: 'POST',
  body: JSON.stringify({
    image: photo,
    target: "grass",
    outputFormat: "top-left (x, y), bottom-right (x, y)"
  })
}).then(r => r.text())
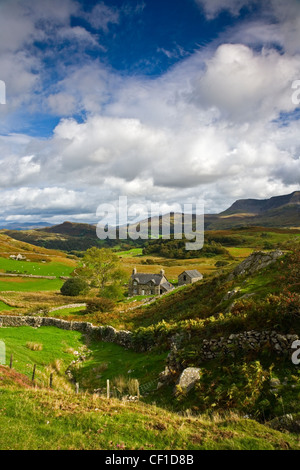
top-left (0, 277), bottom-right (64, 292)
top-left (0, 257), bottom-right (74, 278)
top-left (50, 306), bottom-right (86, 316)
top-left (0, 301), bottom-right (15, 312)
top-left (0, 384), bottom-right (298, 450)
top-left (116, 248), bottom-right (143, 257)
top-left (0, 326), bottom-right (167, 397)
top-left (0, 326), bottom-right (84, 386)
top-left (72, 341), bottom-right (168, 393)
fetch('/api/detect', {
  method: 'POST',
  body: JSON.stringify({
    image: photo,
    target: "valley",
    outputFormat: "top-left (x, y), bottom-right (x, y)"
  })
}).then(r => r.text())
top-left (0, 193), bottom-right (299, 450)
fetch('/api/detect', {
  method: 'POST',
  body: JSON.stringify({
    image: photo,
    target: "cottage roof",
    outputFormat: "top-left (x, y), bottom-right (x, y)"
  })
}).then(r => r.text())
top-left (181, 270), bottom-right (203, 278)
top-left (160, 281), bottom-right (174, 292)
top-left (131, 273), bottom-right (164, 286)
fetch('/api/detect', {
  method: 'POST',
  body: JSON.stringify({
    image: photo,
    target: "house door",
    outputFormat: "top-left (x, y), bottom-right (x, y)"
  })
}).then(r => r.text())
top-left (141, 289), bottom-right (145, 295)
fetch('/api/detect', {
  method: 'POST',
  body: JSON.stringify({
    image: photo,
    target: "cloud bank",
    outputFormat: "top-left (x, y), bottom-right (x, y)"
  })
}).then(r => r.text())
top-left (0, 0), bottom-right (299, 223)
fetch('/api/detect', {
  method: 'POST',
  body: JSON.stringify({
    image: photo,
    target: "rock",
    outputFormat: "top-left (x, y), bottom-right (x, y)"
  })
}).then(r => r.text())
top-left (229, 250), bottom-right (283, 279)
top-left (270, 378), bottom-right (281, 388)
top-left (268, 414), bottom-right (300, 433)
top-left (177, 367), bottom-right (201, 392)
top-left (223, 289), bottom-right (239, 301)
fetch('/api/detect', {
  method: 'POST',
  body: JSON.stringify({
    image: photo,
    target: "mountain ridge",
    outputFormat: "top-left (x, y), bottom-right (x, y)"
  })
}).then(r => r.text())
top-left (220, 191), bottom-right (300, 216)
top-left (1, 191), bottom-right (299, 249)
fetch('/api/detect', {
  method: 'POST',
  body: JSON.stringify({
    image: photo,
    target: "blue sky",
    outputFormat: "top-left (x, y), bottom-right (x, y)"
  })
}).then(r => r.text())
top-left (0, 0), bottom-right (299, 224)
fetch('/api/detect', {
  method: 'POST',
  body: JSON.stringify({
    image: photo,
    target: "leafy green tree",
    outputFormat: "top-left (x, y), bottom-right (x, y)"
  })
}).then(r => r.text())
top-left (60, 277), bottom-right (89, 296)
top-left (79, 247), bottom-right (127, 298)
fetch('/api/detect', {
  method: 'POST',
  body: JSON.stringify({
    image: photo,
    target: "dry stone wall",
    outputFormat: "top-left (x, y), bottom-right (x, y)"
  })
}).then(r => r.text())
top-left (166, 330), bottom-right (299, 374)
top-left (0, 315), bottom-right (133, 349)
top-left (0, 316), bottom-right (298, 362)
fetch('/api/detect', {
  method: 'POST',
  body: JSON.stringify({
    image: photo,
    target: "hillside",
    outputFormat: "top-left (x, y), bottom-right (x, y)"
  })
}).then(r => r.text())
top-left (220, 191), bottom-right (300, 216)
top-left (2, 192), bottom-right (299, 253)
top-left (0, 321), bottom-right (300, 450)
top-left (1, 374), bottom-right (298, 450)
top-left (205, 191), bottom-right (300, 230)
top-left (40, 221), bottom-right (97, 237)
top-left (0, 242), bottom-right (300, 449)
top-left (0, 233), bottom-right (73, 261)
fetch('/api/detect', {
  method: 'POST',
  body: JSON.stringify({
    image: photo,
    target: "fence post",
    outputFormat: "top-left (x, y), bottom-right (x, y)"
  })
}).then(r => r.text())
top-left (9, 354), bottom-right (13, 369)
top-left (32, 364), bottom-right (36, 382)
top-left (49, 373), bottom-right (53, 389)
top-left (107, 379), bottom-right (110, 399)
top-left (75, 382), bottom-right (79, 394)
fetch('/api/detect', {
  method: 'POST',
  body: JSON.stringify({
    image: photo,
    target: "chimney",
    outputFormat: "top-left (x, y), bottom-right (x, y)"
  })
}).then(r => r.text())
top-left (132, 268), bottom-right (137, 275)
top-left (160, 269), bottom-right (165, 277)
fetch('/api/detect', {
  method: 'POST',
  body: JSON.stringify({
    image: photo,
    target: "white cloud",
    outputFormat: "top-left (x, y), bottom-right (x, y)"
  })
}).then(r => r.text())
top-left (187, 43), bottom-right (300, 122)
top-left (0, 0), bottom-right (299, 221)
top-left (195, 0), bottom-right (254, 19)
top-left (83, 2), bottom-right (120, 31)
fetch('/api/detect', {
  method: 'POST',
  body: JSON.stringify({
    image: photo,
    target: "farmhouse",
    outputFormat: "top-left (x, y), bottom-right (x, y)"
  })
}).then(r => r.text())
top-left (178, 269), bottom-right (203, 286)
top-left (128, 268), bottom-right (174, 296)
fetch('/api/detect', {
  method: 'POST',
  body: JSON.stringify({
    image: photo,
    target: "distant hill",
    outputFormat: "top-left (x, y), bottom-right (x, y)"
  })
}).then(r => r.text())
top-left (0, 232), bottom-right (73, 262)
top-left (39, 221), bottom-right (97, 237)
top-left (220, 191), bottom-right (300, 216)
top-left (206, 191), bottom-right (300, 230)
top-left (0, 221), bottom-right (52, 230)
top-left (2, 191), bottom-right (299, 250)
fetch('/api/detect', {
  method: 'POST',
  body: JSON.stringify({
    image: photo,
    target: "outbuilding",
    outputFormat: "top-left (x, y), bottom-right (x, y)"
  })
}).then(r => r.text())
top-left (178, 269), bottom-right (203, 286)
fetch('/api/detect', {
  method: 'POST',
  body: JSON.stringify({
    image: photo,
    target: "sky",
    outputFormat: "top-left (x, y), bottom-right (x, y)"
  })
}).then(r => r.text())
top-left (0, 0), bottom-right (299, 224)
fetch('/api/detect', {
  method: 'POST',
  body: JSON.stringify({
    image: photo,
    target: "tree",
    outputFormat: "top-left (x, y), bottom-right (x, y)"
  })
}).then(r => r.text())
top-left (60, 277), bottom-right (89, 297)
top-left (79, 247), bottom-right (127, 298)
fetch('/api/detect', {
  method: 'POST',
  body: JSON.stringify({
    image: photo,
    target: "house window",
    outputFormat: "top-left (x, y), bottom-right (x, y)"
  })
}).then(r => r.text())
top-left (183, 275), bottom-right (187, 281)
top-left (133, 289), bottom-right (137, 294)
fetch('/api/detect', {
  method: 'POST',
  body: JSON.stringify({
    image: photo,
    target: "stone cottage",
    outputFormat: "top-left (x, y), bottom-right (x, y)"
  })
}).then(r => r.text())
top-left (178, 269), bottom-right (203, 286)
top-left (128, 268), bottom-right (174, 296)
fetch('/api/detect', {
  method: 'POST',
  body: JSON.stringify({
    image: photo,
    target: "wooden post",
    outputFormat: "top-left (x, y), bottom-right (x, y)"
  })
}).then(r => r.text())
top-left (136, 380), bottom-right (140, 400)
top-left (49, 373), bottom-right (53, 389)
top-left (75, 382), bottom-right (79, 394)
top-left (9, 354), bottom-right (13, 369)
top-left (107, 379), bottom-right (110, 399)
top-left (32, 364), bottom-right (36, 382)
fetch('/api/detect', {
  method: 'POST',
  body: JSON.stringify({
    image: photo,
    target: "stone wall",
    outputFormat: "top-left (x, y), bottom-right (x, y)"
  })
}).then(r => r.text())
top-left (166, 330), bottom-right (299, 373)
top-left (0, 315), bottom-right (298, 365)
top-left (0, 315), bottom-right (133, 349)
top-left (0, 273), bottom-right (57, 279)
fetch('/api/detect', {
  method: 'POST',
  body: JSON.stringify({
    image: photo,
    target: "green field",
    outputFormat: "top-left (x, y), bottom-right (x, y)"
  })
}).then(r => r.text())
top-left (0, 326), bottom-right (167, 394)
top-left (116, 248), bottom-right (143, 257)
top-left (0, 257), bottom-right (74, 277)
top-left (0, 277), bottom-right (64, 292)
top-left (72, 340), bottom-right (168, 393)
top-left (50, 306), bottom-right (86, 316)
top-left (0, 301), bottom-right (14, 312)
top-left (0, 326), bottom-right (299, 450)
top-left (0, 326), bottom-right (83, 384)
